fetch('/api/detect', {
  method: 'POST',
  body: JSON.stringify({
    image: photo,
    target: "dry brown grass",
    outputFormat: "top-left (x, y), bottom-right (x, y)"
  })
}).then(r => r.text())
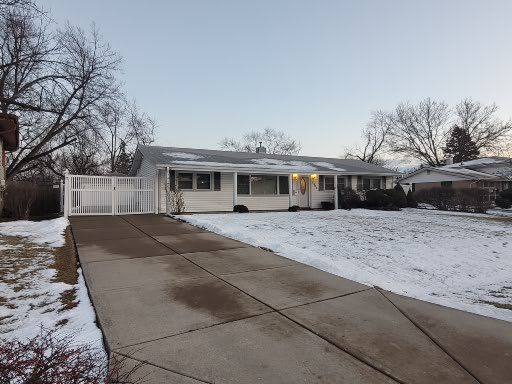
top-left (0, 224), bottom-right (80, 332)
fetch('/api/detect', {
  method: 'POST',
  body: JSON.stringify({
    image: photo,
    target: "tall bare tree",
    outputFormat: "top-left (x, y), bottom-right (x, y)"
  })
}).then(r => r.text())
top-left (220, 128), bottom-right (301, 155)
top-left (455, 98), bottom-right (512, 153)
top-left (386, 98), bottom-right (451, 166)
top-left (344, 110), bottom-right (391, 164)
top-left (94, 99), bottom-right (155, 173)
top-left (0, 2), bottom-right (121, 179)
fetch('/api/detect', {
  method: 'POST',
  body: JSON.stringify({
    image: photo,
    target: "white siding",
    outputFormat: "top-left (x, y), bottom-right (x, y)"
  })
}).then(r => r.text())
top-left (238, 195), bottom-right (290, 211)
top-left (310, 179), bottom-right (335, 209)
top-left (403, 170), bottom-right (471, 183)
top-left (159, 171), bottom-right (233, 213)
top-left (136, 158), bottom-right (157, 178)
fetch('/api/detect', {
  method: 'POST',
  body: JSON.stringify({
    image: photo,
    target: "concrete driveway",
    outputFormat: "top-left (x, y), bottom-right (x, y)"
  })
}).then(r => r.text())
top-left (70, 214), bottom-right (512, 384)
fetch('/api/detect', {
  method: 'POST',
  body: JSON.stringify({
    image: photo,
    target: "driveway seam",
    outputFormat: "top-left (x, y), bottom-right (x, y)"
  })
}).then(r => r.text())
top-left (119, 215), bottom-right (405, 383)
top-left (277, 287), bottom-right (373, 311)
top-left (113, 351), bottom-right (213, 384)
top-left (112, 310), bottom-right (275, 351)
top-left (376, 288), bottom-right (483, 384)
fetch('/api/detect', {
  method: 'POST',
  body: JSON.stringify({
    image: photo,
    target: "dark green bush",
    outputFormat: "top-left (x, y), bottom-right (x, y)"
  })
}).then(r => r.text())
top-left (365, 189), bottom-right (392, 208)
top-left (415, 187), bottom-right (490, 213)
top-left (391, 184), bottom-right (408, 208)
top-left (338, 188), bottom-right (361, 210)
top-left (321, 201), bottom-right (335, 210)
top-left (288, 205), bottom-right (300, 212)
top-left (495, 195), bottom-right (512, 209)
top-left (499, 188), bottom-right (512, 201)
top-left (406, 190), bottom-right (418, 208)
top-left (233, 204), bottom-right (249, 213)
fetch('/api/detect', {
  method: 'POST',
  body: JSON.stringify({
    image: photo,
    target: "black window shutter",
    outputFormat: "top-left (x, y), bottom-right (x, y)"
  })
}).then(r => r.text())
top-left (214, 172), bottom-right (221, 191)
top-left (319, 175), bottom-right (324, 191)
top-left (169, 170), bottom-right (176, 191)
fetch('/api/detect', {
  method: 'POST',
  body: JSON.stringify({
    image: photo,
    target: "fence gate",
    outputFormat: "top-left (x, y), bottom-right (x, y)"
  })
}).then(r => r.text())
top-left (64, 175), bottom-right (156, 217)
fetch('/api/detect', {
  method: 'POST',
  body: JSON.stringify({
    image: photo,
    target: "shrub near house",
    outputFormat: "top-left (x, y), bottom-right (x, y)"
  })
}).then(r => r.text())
top-left (415, 187), bottom-right (490, 213)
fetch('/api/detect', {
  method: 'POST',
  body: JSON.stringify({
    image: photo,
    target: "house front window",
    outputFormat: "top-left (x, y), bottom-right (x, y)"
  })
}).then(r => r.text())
top-left (196, 173), bottom-right (211, 190)
top-left (278, 176), bottom-right (289, 195)
top-left (177, 173), bottom-right (193, 190)
top-left (318, 175), bottom-right (335, 191)
top-left (251, 175), bottom-right (277, 194)
top-left (337, 177), bottom-right (346, 190)
top-left (237, 174), bottom-right (290, 195)
top-left (440, 181), bottom-right (452, 188)
top-left (362, 177), bottom-right (381, 190)
top-left (237, 175), bottom-right (250, 194)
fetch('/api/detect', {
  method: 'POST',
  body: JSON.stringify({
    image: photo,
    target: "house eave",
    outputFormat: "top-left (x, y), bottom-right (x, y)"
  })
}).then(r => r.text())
top-left (154, 163), bottom-right (398, 176)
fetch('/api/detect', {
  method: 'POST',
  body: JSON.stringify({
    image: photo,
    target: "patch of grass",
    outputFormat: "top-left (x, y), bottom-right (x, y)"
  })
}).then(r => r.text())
top-left (52, 227), bottom-right (78, 286)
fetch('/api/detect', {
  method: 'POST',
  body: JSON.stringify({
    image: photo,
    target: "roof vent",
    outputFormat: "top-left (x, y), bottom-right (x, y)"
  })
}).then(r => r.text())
top-left (256, 141), bottom-right (267, 154)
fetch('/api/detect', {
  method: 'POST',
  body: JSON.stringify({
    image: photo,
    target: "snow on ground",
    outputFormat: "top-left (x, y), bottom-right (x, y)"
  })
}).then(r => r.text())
top-left (0, 217), bottom-right (68, 247)
top-left (0, 218), bottom-right (104, 351)
top-left (178, 209), bottom-right (512, 322)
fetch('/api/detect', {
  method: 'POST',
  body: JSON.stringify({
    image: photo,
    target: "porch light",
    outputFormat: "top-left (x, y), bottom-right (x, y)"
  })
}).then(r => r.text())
top-left (311, 174), bottom-right (318, 180)
top-left (292, 173), bottom-right (299, 180)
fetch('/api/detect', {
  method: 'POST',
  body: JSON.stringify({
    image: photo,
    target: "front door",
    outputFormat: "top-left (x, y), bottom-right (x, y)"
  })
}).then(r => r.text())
top-left (298, 176), bottom-right (310, 208)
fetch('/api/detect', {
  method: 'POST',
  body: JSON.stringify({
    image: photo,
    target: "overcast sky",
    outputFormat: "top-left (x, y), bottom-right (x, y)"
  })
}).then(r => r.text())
top-left (43, 0), bottom-right (512, 158)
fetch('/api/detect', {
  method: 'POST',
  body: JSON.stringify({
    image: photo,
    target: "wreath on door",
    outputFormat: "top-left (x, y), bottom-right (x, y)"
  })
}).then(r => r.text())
top-left (300, 178), bottom-right (307, 194)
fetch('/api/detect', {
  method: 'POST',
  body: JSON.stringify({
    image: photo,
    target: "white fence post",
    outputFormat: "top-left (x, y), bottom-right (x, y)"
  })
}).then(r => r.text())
top-left (63, 172), bottom-right (69, 218)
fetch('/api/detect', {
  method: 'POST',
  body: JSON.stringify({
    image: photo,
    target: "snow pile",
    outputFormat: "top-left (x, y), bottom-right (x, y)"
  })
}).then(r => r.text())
top-left (163, 152), bottom-right (204, 160)
top-left (178, 209), bottom-right (512, 322)
top-left (0, 218), bottom-right (68, 248)
top-left (0, 218), bottom-right (104, 350)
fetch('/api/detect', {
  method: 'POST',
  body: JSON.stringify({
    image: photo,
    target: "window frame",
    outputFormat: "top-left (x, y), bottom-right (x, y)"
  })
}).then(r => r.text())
top-left (177, 172), bottom-right (194, 190)
top-left (324, 176), bottom-right (335, 191)
top-left (237, 174), bottom-right (290, 196)
top-left (362, 177), bottom-right (381, 191)
top-left (196, 173), bottom-right (212, 190)
top-left (176, 172), bottom-right (214, 191)
top-left (440, 181), bottom-right (453, 188)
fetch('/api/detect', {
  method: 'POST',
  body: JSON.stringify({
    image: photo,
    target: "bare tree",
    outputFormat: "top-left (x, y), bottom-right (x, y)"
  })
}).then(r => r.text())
top-left (220, 128), bottom-right (301, 155)
top-left (93, 99), bottom-right (156, 173)
top-left (344, 110), bottom-right (391, 165)
top-left (387, 98), bottom-right (451, 166)
top-left (455, 98), bottom-right (512, 153)
top-left (0, 2), bottom-right (121, 180)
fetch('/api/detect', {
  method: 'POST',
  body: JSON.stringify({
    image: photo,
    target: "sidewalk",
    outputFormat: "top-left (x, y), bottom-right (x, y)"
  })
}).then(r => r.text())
top-left (70, 214), bottom-right (512, 384)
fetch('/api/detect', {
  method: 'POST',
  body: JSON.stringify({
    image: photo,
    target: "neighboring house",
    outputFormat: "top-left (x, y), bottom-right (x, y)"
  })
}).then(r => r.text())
top-left (129, 145), bottom-right (399, 213)
top-left (0, 114), bottom-right (20, 211)
top-left (399, 157), bottom-right (512, 198)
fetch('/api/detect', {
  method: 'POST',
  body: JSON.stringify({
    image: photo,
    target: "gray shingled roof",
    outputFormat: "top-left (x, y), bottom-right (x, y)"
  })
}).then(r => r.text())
top-left (132, 145), bottom-right (399, 175)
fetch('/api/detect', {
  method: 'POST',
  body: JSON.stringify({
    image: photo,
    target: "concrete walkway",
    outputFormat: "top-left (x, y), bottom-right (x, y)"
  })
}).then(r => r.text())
top-left (70, 214), bottom-right (512, 384)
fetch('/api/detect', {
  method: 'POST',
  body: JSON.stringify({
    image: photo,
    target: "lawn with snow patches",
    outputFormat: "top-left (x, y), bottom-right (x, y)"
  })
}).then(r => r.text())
top-left (0, 218), bottom-right (104, 351)
top-left (178, 209), bottom-right (512, 322)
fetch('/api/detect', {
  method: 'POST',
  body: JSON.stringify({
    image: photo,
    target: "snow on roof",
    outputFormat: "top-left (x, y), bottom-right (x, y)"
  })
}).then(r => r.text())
top-left (133, 145), bottom-right (399, 175)
top-left (443, 157), bottom-right (508, 169)
top-left (163, 152), bottom-right (204, 160)
top-left (311, 162), bottom-right (346, 172)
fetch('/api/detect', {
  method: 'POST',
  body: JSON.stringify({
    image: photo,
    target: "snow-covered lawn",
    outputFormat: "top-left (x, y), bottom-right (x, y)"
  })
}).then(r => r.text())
top-left (178, 209), bottom-right (512, 322)
top-left (0, 218), bottom-right (103, 351)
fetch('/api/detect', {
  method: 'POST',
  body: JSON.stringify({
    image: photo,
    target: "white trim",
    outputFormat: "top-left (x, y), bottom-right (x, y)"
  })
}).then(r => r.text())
top-left (334, 174), bottom-right (338, 209)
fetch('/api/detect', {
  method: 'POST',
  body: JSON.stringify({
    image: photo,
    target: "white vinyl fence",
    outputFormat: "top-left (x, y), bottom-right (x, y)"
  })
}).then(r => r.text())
top-left (64, 174), bottom-right (157, 217)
